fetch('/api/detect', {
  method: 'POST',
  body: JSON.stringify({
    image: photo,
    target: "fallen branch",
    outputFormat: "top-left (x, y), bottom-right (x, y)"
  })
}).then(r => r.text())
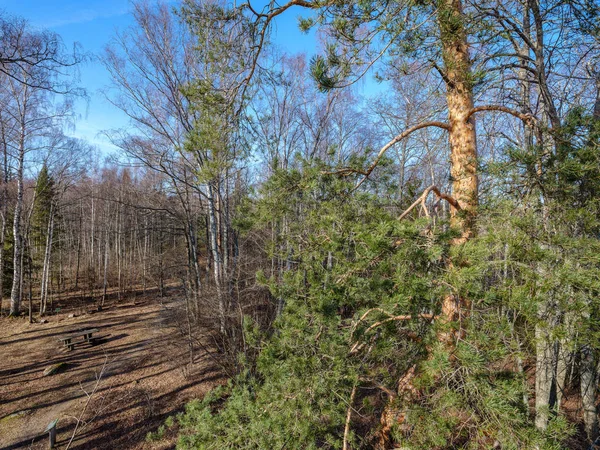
top-left (351, 307), bottom-right (396, 336)
top-left (349, 308), bottom-right (435, 354)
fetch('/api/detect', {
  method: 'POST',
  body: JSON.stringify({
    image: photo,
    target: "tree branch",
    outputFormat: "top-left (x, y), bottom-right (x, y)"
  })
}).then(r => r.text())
top-left (355, 121), bottom-right (450, 189)
top-left (324, 121), bottom-right (450, 188)
top-left (351, 307), bottom-right (436, 338)
top-left (363, 314), bottom-right (436, 336)
top-left (467, 105), bottom-right (537, 127)
top-left (398, 185), bottom-right (460, 220)
top-left (236, 0), bottom-right (321, 116)
top-left (343, 384), bottom-right (357, 450)
top-left (65, 355), bottom-right (108, 450)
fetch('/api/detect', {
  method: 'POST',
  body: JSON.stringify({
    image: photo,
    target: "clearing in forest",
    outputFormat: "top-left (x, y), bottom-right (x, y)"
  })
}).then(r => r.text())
top-left (0, 293), bottom-right (223, 450)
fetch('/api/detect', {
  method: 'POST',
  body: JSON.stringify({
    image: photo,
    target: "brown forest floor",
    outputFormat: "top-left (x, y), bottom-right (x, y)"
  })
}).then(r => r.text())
top-left (0, 291), bottom-right (224, 450)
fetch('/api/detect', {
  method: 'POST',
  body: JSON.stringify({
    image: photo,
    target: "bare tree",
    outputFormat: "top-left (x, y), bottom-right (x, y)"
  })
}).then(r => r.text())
top-left (0, 13), bottom-right (84, 93)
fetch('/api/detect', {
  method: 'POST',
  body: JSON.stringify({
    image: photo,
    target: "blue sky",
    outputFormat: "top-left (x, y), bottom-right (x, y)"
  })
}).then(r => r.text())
top-left (2, 0), bottom-right (133, 154)
top-left (1, 0), bottom-right (322, 155)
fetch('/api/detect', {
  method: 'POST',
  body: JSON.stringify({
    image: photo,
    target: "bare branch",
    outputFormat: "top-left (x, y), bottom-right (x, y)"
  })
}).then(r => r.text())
top-left (65, 355), bottom-right (108, 450)
top-left (467, 105), bottom-right (537, 127)
top-left (324, 121), bottom-right (449, 188)
top-left (398, 185), bottom-right (460, 220)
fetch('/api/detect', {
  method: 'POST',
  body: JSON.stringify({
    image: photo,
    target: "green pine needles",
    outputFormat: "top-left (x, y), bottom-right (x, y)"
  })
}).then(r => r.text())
top-left (172, 146), bottom-right (600, 448)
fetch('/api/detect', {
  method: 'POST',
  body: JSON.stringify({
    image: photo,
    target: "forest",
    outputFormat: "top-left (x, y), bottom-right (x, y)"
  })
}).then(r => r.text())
top-left (0, 0), bottom-right (599, 449)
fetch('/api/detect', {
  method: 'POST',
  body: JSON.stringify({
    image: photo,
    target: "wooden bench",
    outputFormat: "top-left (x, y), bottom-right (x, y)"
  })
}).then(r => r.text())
top-left (57, 328), bottom-right (99, 351)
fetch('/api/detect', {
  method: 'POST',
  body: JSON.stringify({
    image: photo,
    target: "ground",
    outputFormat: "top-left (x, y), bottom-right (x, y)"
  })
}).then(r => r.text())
top-left (0, 291), bottom-right (223, 450)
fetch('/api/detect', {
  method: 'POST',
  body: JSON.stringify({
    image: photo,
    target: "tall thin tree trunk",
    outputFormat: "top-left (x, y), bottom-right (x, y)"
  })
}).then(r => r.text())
top-left (158, 213), bottom-right (164, 298)
top-left (0, 138), bottom-right (7, 315)
top-left (117, 198), bottom-right (122, 301)
top-left (28, 263), bottom-right (32, 323)
top-left (189, 219), bottom-right (202, 307)
top-left (208, 181), bottom-right (225, 334)
top-left (75, 200), bottom-right (82, 291)
top-left (581, 343), bottom-right (598, 443)
top-left (0, 205), bottom-right (4, 316)
top-left (102, 226), bottom-right (109, 306)
top-left (143, 215), bottom-right (148, 294)
top-left (579, 67), bottom-right (600, 444)
top-left (40, 203), bottom-right (55, 315)
top-left (90, 193), bottom-right (95, 301)
top-left (534, 302), bottom-right (557, 430)
top-left (9, 127), bottom-right (25, 316)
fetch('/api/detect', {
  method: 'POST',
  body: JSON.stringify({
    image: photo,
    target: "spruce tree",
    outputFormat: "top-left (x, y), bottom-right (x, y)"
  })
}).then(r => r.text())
top-left (32, 164), bottom-right (55, 255)
top-left (32, 163), bottom-right (56, 315)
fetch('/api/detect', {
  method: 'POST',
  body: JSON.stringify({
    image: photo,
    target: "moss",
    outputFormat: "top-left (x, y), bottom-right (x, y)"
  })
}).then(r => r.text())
top-left (42, 362), bottom-right (68, 376)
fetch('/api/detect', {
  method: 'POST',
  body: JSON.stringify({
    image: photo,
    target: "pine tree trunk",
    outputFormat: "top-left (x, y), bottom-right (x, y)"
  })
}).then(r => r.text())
top-left (379, 2), bottom-right (478, 447)
top-left (438, 0), bottom-right (477, 344)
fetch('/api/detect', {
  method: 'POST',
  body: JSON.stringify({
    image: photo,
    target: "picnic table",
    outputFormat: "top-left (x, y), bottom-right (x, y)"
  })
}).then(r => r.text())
top-left (57, 328), bottom-right (99, 351)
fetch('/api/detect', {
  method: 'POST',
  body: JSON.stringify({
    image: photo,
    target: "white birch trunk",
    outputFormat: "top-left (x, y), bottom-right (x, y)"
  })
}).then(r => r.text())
top-left (208, 182), bottom-right (225, 334)
top-left (9, 126), bottom-right (25, 316)
top-left (40, 202), bottom-right (55, 315)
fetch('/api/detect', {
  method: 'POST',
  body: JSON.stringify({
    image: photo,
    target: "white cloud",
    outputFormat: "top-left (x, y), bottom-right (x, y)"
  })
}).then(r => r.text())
top-left (37, 5), bottom-right (130, 29)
